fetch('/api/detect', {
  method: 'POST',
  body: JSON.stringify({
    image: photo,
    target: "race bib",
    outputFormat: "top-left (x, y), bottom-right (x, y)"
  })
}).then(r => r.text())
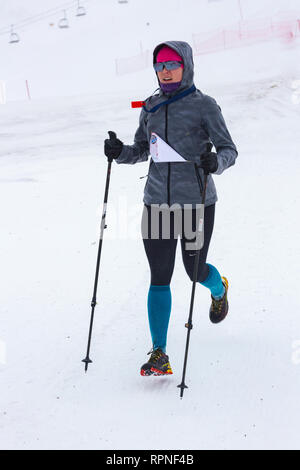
top-left (150, 132), bottom-right (187, 163)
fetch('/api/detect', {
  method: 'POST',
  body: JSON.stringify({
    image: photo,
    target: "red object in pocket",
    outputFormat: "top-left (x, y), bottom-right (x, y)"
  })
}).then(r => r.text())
top-left (131, 101), bottom-right (145, 108)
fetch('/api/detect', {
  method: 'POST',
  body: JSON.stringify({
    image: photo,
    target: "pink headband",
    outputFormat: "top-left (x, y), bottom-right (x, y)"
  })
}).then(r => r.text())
top-left (156, 46), bottom-right (184, 68)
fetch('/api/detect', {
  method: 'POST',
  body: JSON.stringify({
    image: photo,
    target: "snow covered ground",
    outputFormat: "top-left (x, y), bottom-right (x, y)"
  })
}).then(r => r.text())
top-left (1, 0), bottom-right (300, 451)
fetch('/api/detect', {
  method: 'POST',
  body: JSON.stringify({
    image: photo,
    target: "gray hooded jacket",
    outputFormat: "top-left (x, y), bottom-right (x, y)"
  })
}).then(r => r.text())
top-left (116, 41), bottom-right (238, 207)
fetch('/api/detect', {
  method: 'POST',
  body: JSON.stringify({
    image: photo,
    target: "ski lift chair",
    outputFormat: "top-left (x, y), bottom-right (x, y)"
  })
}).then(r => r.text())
top-left (58, 11), bottom-right (69, 29)
top-left (9, 25), bottom-right (20, 44)
top-left (76, 2), bottom-right (86, 17)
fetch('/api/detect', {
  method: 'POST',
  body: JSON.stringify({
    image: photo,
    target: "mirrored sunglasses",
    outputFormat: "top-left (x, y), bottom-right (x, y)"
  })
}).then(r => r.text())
top-left (153, 61), bottom-right (183, 72)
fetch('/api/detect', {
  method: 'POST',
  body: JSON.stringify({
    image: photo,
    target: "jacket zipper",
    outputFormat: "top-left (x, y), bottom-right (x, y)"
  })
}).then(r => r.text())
top-left (165, 105), bottom-right (171, 206)
top-left (165, 103), bottom-right (203, 202)
top-left (194, 163), bottom-right (204, 194)
top-left (140, 160), bottom-right (153, 179)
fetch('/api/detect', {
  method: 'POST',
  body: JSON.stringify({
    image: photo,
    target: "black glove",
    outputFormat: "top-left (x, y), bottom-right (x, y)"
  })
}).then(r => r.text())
top-left (104, 131), bottom-right (123, 162)
top-left (199, 151), bottom-right (218, 174)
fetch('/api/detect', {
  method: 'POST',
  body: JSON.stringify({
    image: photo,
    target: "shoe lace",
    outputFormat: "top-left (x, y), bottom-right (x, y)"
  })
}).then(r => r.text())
top-left (212, 296), bottom-right (224, 314)
top-left (147, 348), bottom-right (164, 364)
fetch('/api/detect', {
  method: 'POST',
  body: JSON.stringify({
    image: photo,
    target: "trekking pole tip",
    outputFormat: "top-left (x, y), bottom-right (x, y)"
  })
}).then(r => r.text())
top-left (177, 382), bottom-right (188, 398)
top-left (82, 357), bottom-right (93, 372)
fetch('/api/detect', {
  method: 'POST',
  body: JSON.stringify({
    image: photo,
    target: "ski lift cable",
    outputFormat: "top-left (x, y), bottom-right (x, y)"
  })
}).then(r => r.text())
top-left (0, 1), bottom-right (77, 34)
top-left (0, 0), bottom-right (86, 30)
top-left (0, 0), bottom-right (91, 37)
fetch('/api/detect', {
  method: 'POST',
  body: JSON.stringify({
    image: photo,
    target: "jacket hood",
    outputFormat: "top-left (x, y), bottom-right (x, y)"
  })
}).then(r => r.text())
top-left (153, 41), bottom-right (195, 95)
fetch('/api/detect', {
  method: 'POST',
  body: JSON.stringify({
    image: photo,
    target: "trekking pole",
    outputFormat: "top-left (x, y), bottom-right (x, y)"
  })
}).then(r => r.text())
top-left (82, 155), bottom-right (113, 372)
top-left (178, 142), bottom-right (212, 398)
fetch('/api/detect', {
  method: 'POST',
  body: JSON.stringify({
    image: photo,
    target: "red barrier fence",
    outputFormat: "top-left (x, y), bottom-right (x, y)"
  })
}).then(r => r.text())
top-left (115, 13), bottom-right (300, 76)
top-left (192, 16), bottom-right (300, 55)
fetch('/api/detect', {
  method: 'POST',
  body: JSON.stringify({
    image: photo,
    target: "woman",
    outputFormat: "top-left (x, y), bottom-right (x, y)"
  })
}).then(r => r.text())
top-left (104, 41), bottom-right (238, 376)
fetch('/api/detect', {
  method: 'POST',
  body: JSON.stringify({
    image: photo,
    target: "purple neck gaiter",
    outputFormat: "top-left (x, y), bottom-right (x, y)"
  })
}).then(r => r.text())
top-left (160, 81), bottom-right (182, 93)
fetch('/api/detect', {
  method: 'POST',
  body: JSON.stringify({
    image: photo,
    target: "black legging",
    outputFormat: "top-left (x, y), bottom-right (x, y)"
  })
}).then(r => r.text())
top-left (142, 204), bottom-right (215, 285)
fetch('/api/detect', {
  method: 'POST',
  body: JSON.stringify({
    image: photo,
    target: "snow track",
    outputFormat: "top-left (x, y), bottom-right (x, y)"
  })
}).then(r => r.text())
top-left (0, 0), bottom-right (300, 451)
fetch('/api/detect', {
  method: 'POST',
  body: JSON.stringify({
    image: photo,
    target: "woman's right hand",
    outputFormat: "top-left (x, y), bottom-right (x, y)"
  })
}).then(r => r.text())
top-left (104, 131), bottom-right (123, 162)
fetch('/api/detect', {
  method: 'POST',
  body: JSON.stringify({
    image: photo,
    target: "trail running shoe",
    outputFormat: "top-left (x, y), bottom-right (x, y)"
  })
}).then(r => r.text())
top-left (140, 348), bottom-right (173, 376)
top-left (209, 276), bottom-right (229, 324)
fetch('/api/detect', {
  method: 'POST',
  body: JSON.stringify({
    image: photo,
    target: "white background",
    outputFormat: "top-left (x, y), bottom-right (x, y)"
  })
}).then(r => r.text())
top-left (0, 0), bottom-right (300, 450)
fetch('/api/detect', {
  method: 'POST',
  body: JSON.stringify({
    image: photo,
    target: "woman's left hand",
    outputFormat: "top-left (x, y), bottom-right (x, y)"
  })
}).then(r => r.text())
top-left (199, 151), bottom-right (218, 174)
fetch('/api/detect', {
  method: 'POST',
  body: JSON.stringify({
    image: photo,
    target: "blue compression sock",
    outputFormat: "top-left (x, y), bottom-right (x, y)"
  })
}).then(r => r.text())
top-left (200, 264), bottom-right (225, 299)
top-left (147, 285), bottom-right (172, 353)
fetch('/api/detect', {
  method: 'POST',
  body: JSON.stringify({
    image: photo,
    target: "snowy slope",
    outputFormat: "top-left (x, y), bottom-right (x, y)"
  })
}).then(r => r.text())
top-left (1, 0), bottom-right (300, 451)
top-left (1, 0), bottom-right (300, 100)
